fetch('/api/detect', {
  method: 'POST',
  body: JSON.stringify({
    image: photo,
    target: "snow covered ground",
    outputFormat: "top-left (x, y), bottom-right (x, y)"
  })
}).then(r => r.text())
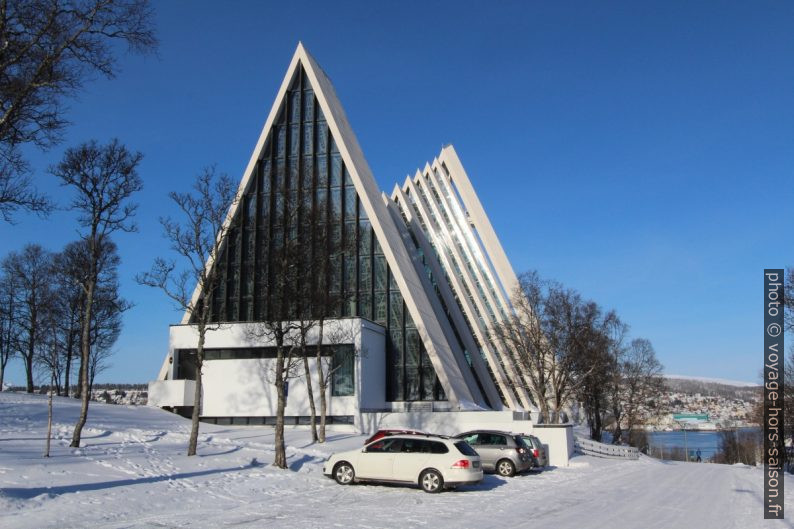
top-left (0, 392), bottom-right (791, 529)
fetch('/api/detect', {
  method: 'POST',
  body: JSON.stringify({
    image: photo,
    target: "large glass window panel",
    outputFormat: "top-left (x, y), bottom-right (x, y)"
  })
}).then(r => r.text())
top-left (315, 188), bottom-right (327, 218)
top-left (289, 125), bottom-right (300, 157)
top-left (359, 254), bottom-right (371, 291)
top-left (330, 137), bottom-right (339, 154)
top-left (289, 91), bottom-right (301, 122)
top-left (374, 255), bottom-right (386, 292)
top-left (406, 369), bottom-right (420, 401)
top-left (421, 365), bottom-right (436, 400)
top-left (245, 196), bottom-right (256, 228)
top-left (274, 162), bottom-right (285, 193)
top-left (405, 329), bottom-right (420, 367)
top-left (389, 292), bottom-right (402, 329)
top-left (331, 346), bottom-right (354, 396)
top-left (303, 123), bottom-right (313, 154)
top-left (274, 194), bottom-right (284, 225)
top-left (343, 186), bottom-right (356, 219)
top-left (374, 292), bottom-right (387, 325)
top-left (330, 223), bottom-right (341, 252)
top-left (258, 194), bottom-right (270, 226)
top-left (358, 223), bottom-right (371, 254)
top-left (315, 156), bottom-right (328, 187)
top-left (359, 292), bottom-right (371, 320)
top-left (344, 221), bottom-right (356, 249)
top-left (317, 124), bottom-right (328, 155)
top-left (329, 254), bottom-right (341, 293)
top-left (330, 187), bottom-right (342, 220)
top-left (390, 359), bottom-right (404, 401)
top-left (343, 254), bottom-right (355, 293)
top-left (302, 90), bottom-right (314, 121)
top-left (261, 158), bottom-right (271, 193)
top-left (330, 153), bottom-right (342, 187)
top-left (276, 125), bottom-right (286, 158)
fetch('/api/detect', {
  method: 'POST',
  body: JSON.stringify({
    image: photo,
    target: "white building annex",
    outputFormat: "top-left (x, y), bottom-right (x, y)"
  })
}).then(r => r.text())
top-left (149, 44), bottom-right (563, 448)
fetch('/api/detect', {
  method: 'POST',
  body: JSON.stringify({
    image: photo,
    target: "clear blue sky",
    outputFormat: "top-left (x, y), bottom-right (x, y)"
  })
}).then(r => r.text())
top-left (2, 0), bottom-right (792, 385)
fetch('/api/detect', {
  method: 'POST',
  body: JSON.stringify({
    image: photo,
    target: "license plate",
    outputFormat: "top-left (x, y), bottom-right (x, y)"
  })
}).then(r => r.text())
top-left (473, 461), bottom-right (480, 469)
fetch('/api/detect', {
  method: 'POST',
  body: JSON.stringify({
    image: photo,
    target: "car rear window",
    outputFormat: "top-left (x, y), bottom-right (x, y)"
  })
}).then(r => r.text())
top-left (401, 439), bottom-right (450, 454)
top-left (514, 435), bottom-right (530, 449)
top-left (454, 441), bottom-right (478, 456)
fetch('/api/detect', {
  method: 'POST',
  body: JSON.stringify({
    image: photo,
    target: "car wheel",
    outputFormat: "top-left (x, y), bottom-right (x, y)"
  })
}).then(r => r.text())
top-left (419, 469), bottom-right (444, 493)
top-left (496, 459), bottom-right (516, 477)
top-left (333, 462), bottom-right (355, 485)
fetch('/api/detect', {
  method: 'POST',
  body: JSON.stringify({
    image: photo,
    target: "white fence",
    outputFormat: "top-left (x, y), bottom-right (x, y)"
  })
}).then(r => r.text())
top-left (574, 436), bottom-right (639, 460)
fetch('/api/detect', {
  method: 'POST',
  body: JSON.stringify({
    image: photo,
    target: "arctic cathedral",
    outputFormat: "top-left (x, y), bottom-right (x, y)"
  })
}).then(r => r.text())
top-left (149, 43), bottom-right (536, 426)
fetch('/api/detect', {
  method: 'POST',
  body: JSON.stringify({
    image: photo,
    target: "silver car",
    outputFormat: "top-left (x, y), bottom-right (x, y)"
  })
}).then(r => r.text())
top-left (454, 430), bottom-right (532, 477)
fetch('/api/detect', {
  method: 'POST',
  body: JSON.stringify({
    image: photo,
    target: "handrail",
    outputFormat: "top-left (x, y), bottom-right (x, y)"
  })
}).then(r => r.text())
top-left (574, 436), bottom-right (639, 460)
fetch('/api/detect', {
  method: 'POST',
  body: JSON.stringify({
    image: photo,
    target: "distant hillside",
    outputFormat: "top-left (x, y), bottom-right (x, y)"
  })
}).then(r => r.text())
top-left (664, 375), bottom-right (760, 401)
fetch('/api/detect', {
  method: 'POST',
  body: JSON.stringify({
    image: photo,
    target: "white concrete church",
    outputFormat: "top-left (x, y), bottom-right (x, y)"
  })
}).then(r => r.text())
top-left (148, 44), bottom-right (573, 464)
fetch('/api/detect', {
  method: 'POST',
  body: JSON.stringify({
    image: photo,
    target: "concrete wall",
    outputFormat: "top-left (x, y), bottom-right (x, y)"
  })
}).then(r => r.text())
top-left (163, 318), bottom-right (385, 417)
top-left (531, 424), bottom-right (574, 467)
top-left (148, 379), bottom-right (195, 408)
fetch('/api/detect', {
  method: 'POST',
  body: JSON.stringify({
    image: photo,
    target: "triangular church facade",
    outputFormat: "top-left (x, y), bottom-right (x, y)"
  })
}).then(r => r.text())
top-left (150, 44), bottom-right (535, 424)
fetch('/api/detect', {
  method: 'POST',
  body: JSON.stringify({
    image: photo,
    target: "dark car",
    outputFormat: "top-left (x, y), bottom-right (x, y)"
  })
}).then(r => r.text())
top-left (519, 434), bottom-right (548, 468)
top-left (364, 428), bottom-right (425, 445)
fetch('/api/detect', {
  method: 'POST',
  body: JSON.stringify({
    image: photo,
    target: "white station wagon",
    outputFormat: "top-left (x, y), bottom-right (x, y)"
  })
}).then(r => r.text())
top-left (323, 434), bottom-right (483, 493)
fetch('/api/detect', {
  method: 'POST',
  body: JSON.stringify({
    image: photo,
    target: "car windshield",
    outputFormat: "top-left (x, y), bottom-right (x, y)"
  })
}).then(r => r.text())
top-left (454, 441), bottom-right (478, 457)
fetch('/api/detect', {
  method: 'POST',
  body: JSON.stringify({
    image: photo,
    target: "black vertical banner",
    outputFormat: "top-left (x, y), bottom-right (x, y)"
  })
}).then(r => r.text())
top-left (764, 269), bottom-right (784, 519)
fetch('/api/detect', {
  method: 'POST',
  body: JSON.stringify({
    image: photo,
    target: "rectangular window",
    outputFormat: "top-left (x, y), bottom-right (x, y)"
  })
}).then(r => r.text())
top-left (317, 124), bottom-right (328, 155)
top-left (303, 90), bottom-right (314, 121)
top-left (330, 153), bottom-right (342, 187)
top-left (303, 123), bottom-right (314, 154)
top-left (331, 346), bottom-right (354, 396)
top-left (289, 91), bottom-right (301, 123)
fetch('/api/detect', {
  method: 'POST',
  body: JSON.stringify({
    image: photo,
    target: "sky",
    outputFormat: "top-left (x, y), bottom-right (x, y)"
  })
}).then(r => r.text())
top-left (2, 0), bottom-right (792, 386)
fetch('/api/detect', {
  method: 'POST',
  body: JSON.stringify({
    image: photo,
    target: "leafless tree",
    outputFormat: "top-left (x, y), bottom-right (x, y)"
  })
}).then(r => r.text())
top-left (607, 338), bottom-right (665, 445)
top-left (0, 0), bottom-right (157, 222)
top-left (51, 243), bottom-right (87, 396)
top-left (246, 229), bottom-right (308, 467)
top-left (491, 271), bottom-right (595, 423)
top-left (1, 243), bottom-right (54, 392)
top-left (137, 167), bottom-right (238, 457)
top-left (0, 268), bottom-right (16, 390)
top-left (51, 139), bottom-right (143, 448)
top-left (315, 323), bottom-right (360, 442)
top-left (570, 302), bottom-right (624, 441)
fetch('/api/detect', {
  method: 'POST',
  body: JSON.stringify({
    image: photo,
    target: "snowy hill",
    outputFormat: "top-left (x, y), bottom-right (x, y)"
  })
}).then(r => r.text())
top-left (664, 374), bottom-right (760, 387)
top-left (0, 392), bottom-right (789, 529)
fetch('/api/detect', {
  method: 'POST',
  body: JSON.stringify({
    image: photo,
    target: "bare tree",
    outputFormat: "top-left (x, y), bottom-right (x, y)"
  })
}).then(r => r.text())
top-left (1, 244), bottom-right (54, 392)
top-left (607, 338), bottom-right (665, 445)
top-left (315, 323), bottom-right (360, 442)
top-left (51, 139), bottom-right (143, 448)
top-left (137, 167), bottom-right (238, 457)
top-left (51, 243), bottom-right (87, 396)
top-left (0, 0), bottom-right (157, 222)
top-left (246, 188), bottom-right (323, 466)
top-left (0, 268), bottom-right (16, 390)
top-left (570, 303), bottom-right (624, 442)
top-left (491, 272), bottom-right (593, 423)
